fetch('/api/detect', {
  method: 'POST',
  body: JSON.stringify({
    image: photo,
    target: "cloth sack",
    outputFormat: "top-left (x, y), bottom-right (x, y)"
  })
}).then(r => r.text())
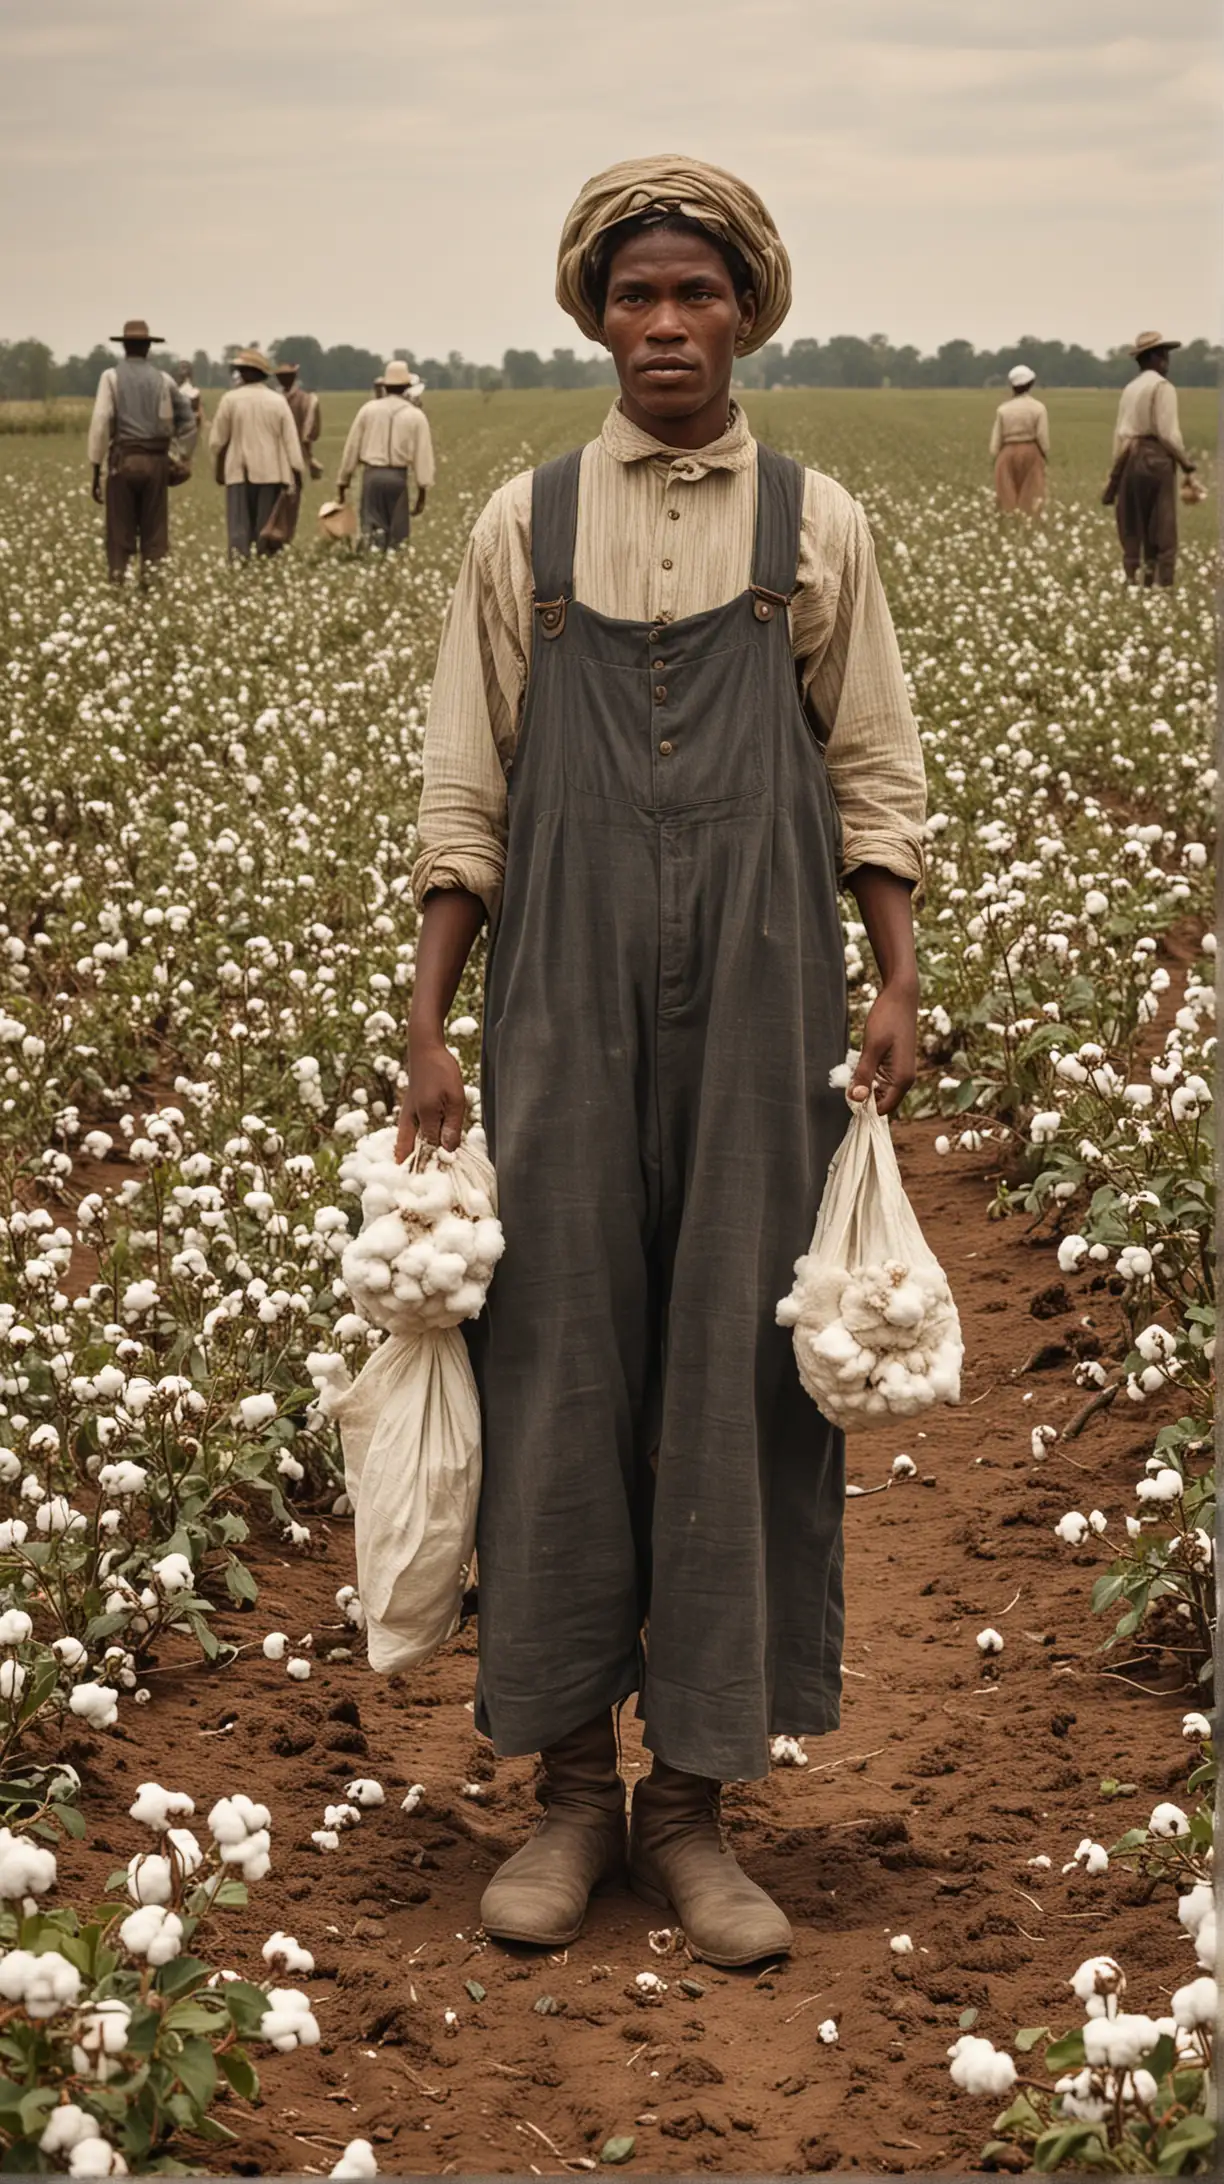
top-left (318, 500), bottom-right (357, 540)
top-left (329, 1326), bottom-right (480, 1671)
top-left (259, 486), bottom-right (299, 546)
top-left (329, 1130), bottom-right (502, 1671)
top-left (777, 1092), bottom-right (963, 1426)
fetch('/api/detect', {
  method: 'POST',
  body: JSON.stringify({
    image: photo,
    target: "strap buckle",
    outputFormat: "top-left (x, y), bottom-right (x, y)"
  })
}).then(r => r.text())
top-left (533, 593), bottom-right (568, 638)
top-left (750, 582), bottom-right (793, 623)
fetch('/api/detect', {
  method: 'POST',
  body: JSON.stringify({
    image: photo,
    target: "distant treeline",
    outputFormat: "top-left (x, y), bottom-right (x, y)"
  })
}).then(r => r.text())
top-left (1, 331), bottom-right (1219, 400)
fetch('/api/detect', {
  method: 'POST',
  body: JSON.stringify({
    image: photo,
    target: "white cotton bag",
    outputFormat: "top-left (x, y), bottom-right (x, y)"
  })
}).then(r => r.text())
top-left (776, 1093), bottom-right (963, 1426)
top-left (328, 1127), bottom-right (503, 1671)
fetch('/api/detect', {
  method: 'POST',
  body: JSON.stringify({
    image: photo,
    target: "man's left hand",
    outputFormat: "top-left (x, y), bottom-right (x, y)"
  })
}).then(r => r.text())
top-left (412, 490), bottom-right (426, 517)
top-left (848, 981), bottom-right (918, 1118)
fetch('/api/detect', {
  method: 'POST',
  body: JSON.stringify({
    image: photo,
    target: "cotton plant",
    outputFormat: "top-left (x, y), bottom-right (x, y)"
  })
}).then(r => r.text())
top-left (950, 1946), bottom-right (1216, 2175)
top-left (0, 1777), bottom-right (327, 2173)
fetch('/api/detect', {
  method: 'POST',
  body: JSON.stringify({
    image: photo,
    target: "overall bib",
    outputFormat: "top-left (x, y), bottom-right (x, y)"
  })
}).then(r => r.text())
top-left (471, 442), bottom-right (851, 1783)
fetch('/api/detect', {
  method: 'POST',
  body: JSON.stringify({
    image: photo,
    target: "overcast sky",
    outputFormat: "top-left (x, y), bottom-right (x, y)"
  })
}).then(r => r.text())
top-left (2, 0), bottom-right (1219, 363)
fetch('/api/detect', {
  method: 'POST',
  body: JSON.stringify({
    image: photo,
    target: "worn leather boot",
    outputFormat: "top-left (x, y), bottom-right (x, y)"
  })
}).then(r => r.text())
top-left (480, 1712), bottom-right (627, 1947)
top-left (628, 1757), bottom-right (793, 1968)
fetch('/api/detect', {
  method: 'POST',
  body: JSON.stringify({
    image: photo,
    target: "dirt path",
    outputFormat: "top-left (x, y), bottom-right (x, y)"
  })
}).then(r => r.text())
top-left (54, 1118), bottom-right (1195, 2176)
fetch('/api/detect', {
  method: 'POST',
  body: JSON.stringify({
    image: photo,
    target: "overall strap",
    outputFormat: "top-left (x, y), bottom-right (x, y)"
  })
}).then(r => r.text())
top-left (749, 443), bottom-right (805, 621)
top-left (530, 447), bottom-right (583, 638)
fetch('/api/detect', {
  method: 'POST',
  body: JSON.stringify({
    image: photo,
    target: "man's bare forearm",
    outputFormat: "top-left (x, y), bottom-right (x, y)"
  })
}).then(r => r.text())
top-left (408, 887), bottom-right (485, 1041)
top-left (846, 864), bottom-right (918, 993)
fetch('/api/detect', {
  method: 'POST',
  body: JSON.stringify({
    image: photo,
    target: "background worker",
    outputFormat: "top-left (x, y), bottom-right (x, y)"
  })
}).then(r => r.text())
top-left (336, 357), bottom-right (435, 550)
top-left (173, 358), bottom-right (205, 433)
top-left (274, 360), bottom-right (323, 477)
top-left (88, 317), bottom-right (197, 583)
top-left (208, 348), bottom-right (303, 558)
top-left (1108, 331), bottom-right (1197, 586)
top-left (989, 363), bottom-right (1049, 513)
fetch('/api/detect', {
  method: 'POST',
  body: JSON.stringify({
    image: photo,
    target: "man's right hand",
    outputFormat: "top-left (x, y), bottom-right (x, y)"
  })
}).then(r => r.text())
top-left (91, 466), bottom-right (103, 505)
top-left (395, 1035), bottom-right (466, 1161)
top-left (336, 483), bottom-right (347, 503)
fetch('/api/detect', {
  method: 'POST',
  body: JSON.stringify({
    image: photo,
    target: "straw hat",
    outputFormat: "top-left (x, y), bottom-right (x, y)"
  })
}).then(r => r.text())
top-left (112, 318), bottom-right (164, 343)
top-left (1131, 330), bottom-right (1180, 357)
top-left (1007, 364), bottom-right (1037, 390)
top-left (233, 347), bottom-right (272, 374)
top-left (381, 359), bottom-right (412, 388)
top-left (273, 359), bottom-right (300, 379)
top-left (318, 501), bottom-right (358, 541)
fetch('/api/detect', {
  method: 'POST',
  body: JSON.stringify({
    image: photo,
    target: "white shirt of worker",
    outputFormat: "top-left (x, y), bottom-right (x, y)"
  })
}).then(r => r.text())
top-left (337, 395), bottom-right (436, 490)
top-left (208, 381), bottom-right (304, 485)
top-left (1112, 370), bottom-right (1189, 465)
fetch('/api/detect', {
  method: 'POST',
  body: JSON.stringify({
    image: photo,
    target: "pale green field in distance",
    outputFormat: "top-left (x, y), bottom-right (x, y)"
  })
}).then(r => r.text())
top-left (3, 386), bottom-right (1217, 568)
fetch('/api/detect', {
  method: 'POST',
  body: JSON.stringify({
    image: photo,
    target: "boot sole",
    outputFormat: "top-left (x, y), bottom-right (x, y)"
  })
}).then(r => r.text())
top-left (628, 1869), bottom-right (793, 1970)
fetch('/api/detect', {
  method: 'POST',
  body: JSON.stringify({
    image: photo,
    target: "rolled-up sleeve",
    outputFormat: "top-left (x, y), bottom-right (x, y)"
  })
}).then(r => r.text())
top-left (87, 373), bottom-right (114, 467)
top-left (411, 509), bottom-right (526, 920)
top-left (796, 488), bottom-right (927, 904)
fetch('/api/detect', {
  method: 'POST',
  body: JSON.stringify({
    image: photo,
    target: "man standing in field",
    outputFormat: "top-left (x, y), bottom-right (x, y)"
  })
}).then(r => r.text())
top-left (1108, 331), bottom-right (1198, 586)
top-left (208, 348), bottom-right (304, 559)
top-left (88, 318), bottom-right (197, 583)
top-left (274, 359), bottom-right (324, 478)
top-left (174, 359), bottom-right (205, 434)
top-left (989, 363), bottom-right (1049, 513)
top-left (336, 358), bottom-right (435, 550)
top-left (400, 157), bottom-right (925, 1966)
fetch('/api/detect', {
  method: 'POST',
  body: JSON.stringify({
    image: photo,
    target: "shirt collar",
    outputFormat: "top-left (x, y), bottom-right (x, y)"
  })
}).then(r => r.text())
top-left (599, 397), bottom-right (755, 477)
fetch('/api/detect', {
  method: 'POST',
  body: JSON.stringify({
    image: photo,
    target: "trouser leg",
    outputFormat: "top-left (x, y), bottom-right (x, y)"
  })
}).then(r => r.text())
top-left (253, 482), bottom-right (283, 555)
top-left (105, 462), bottom-right (137, 582)
top-left (137, 454), bottom-right (170, 568)
top-left (226, 482), bottom-right (253, 557)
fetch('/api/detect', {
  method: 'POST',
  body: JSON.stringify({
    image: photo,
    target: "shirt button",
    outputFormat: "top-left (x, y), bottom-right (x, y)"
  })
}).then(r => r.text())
top-left (658, 740), bottom-right (673, 756)
top-left (652, 657), bottom-right (665, 668)
top-left (668, 507), bottom-right (681, 520)
top-left (662, 557), bottom-right (673, 570)
top-left (654, 684), bottom-right (667, 701)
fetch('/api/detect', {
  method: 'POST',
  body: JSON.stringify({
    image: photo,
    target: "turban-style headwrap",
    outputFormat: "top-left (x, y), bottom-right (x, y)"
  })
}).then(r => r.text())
top-left (556, 154), bottom-right (792, 356)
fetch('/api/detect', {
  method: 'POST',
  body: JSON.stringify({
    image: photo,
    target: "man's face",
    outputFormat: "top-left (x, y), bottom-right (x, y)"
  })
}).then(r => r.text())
top-left (600, 227), bottom-right (756, 425)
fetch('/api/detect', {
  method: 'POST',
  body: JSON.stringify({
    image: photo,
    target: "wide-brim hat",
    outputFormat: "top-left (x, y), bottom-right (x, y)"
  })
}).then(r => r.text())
top-left (381, 359), bottom-right (412, 387)
top-left (1131, 330), bottom-right (1181, 357)
top-left (112, 318), bottom-right (164, 343)
top-left (233, 348), bottom-right (272, 374)
top-left (273, 360), bottom-right (299, 378)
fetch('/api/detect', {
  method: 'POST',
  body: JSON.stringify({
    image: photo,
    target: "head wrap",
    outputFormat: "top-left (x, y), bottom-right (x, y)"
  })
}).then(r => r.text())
top-left (1007, 364), bottom-right (1036, 391)
top-left (556, 154), bottom-right (792, 355)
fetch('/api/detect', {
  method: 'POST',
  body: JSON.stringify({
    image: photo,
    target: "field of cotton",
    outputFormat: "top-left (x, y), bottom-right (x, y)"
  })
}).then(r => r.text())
top-left (0, 387), bottom-right (1216, 2175)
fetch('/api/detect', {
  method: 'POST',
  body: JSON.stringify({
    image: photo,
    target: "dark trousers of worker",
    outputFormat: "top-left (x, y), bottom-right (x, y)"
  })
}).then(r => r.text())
top-left (360, 465), bottom-right (410, 550)
top-left (105, 441), bottom-right (170, 581)
top-left (1116, 438), bottom-right (1178, 585)
top-left (226, 480), bottom-right (284, 559)
top-left (467, 444), bottom-right (851, 1786)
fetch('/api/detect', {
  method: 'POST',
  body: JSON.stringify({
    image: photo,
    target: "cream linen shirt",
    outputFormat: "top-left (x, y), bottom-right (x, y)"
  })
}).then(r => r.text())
top-left (989, 393), bottom-right (1050, 458)
top-left (337, 395), bottom-right (436, 489)
top-left (412, 402), bottom-right (926, 920)
top-left (1112, 370), bottom-right (1189, 465)
top-left (208, 382), bottom-right (304, 487)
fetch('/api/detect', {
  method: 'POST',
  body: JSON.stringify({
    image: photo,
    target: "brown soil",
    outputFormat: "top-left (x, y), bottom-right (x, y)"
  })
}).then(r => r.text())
top-left (53, 1120), bottom-right (1198, 2177)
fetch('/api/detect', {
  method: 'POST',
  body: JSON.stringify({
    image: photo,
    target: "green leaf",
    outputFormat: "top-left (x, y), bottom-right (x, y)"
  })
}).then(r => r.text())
top-left (51, 1801), bottom-right (87, 1838)
top-left (219, 2046), bottom-right (260, 2103)
top-left (154, 1954), bottom-right (211, 1999)
top-left (1154, 2116), bottom-right (1218, 2175)
top-left (173, 2034), bottom-right (217, 2113)
top-left (600, 2136), bottom-right (636, 2165)
top-left (223, 1979), bottom-right (270, 2029)
top-left (224, 1559), bottom-right (258, 1605)
top-left (1013, 2025), bottom-right (1049, 2052)
top-left (164, 1999), bottom-right (229, 2036)
top-left (957, 2006), bottom-right (978, 2029)
top-left (464, 1979), bottom-right (486, 2003)
top-left (1031, 2121), bottom-right (1108, 2173)
top-left (1041, 2029), bottom-right (1086, 2072)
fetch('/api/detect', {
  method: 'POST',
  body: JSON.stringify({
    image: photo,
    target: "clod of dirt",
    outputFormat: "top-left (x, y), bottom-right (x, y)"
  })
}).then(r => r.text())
top-left (1029, 1281), bottom-right (1074, 1319)
top-left (328, 1696), bottom-right (363, 1725)
top-left (671, 2055), bottom-right (724, 2087)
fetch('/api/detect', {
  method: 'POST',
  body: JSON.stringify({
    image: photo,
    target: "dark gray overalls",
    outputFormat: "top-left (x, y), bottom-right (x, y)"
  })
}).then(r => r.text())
top-left (470, 442), bottom-right (850, 1784)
